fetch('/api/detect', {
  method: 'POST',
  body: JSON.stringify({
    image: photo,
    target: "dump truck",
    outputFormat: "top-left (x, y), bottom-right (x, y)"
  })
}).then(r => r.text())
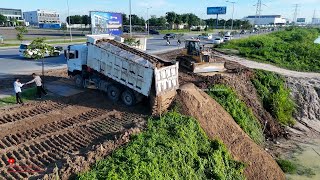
top-left (65, 34), bottom-right (179, 113)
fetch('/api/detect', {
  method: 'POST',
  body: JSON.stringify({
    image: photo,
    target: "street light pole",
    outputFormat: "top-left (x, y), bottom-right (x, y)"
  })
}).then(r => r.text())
top-left (67, 0), bottom-right (72, 42)
top-left (129, 0), bottom-right (132, 37)
top-left (147, 7), bottom-right (152, 37)
top-left (226, 1), bottom-right (236, 31)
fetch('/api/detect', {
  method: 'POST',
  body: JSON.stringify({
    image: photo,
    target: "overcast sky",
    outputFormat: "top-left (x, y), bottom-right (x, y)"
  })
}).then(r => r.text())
top-left (1, 0), bottom-right (319, 22)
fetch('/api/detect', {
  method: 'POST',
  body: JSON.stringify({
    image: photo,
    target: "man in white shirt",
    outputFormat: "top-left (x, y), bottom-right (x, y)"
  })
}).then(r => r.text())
top-left (26, 73), bottom-right (47, 99)
top-left (13, 78), bottom-right (24, 105)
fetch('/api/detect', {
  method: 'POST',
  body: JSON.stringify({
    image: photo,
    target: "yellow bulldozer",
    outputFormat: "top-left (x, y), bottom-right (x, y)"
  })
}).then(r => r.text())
top-left (177, 39), bottom-right (239, 73)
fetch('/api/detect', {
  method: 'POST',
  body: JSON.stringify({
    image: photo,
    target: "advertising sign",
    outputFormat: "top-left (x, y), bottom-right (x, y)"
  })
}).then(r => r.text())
top-left (297, 18), bottom-right (306, 23)
top-left (207, 7), bottom-right (227, 15)
top-left (90, 11), bottom-right (123, 35)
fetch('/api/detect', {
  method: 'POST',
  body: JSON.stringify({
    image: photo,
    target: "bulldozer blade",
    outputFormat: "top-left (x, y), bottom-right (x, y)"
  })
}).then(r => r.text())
top-left (193, 62), bottom-right (226, 73)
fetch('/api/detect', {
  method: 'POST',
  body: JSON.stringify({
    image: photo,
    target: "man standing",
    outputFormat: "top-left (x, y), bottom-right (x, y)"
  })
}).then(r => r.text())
top-left (26, 73), bottom-right (47, 99)
top-left (13, 78), bottom-right (24, 105)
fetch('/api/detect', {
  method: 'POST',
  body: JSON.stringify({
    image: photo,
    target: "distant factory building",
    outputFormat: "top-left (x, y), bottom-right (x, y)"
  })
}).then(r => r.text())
top-left (23, 9), bottom-right (61, 29)
top-left (244, 15), bottom-right (287, 26)
top-left (0, 8), bottom-right (24, 26)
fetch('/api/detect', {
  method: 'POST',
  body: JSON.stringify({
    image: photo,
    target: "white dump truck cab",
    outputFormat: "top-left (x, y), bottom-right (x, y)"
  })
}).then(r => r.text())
top-left (66, 44), bottom-right (88, 75)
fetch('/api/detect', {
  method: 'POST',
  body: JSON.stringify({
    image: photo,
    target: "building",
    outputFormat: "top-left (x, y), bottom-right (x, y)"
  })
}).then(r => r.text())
top-left (23, 9), bottom-right (60, 28)
top-left (0, 8), bottom-right (23, 26)
top-left (244, 15), bottom-right (287, 26)
top-left (312, 18), bottom-right (320, 25)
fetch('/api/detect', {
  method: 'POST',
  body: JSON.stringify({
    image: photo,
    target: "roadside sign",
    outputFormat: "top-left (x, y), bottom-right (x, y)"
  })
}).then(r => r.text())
top-left (90, 11), bottom-right (123, 36)
top-left (297, 18), bottom-right (306, 23)
top-left (207, 7), bottom-right (227, 15)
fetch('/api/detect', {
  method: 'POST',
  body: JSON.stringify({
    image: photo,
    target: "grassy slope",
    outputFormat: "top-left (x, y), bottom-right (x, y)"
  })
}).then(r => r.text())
top-left (0, 88), bottom-right (36, 107)
top-left (219, 28), bottom-right (320, 72)
top-left (251, 70), bottom-right (295, 126)
top-left (207, 84), bottom-right (265, 145)
top-left (78, 111), bottom-right (245, 180)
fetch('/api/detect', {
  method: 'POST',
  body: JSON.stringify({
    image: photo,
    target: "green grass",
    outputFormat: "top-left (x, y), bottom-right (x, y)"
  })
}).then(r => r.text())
top-left (0, 88), bottom-right (36, 107)
top-left (207, 84), bottom-right (265, 145)
top-left (219, 27), bottom-right (320, 72)
top-left (276, 159), bottom-right (315, 177)
top-left (251, 70), bottom-right (295, 126)
top-left (78, 111), bottom-right (245, 180)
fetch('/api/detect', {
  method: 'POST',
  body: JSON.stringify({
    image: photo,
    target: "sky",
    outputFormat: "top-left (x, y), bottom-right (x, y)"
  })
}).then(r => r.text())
top-left (1, 0), bottom-right (319, 22)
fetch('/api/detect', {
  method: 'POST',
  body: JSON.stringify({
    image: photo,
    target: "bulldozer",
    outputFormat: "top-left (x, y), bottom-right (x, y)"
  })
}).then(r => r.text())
top-left (177, 39), bottom-right (226, 73)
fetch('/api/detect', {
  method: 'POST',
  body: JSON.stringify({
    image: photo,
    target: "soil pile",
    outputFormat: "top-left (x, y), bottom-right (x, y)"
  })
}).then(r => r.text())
top-left (287, 77), bottom-right (320, 133)
top-left (176, 83), bottom-right (285, 180)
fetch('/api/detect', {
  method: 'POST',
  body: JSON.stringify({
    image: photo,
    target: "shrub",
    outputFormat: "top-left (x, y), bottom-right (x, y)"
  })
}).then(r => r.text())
top-left (276, 159), bottom-right (315, 177)
top-left (251, 70), bottom-right (295, 126)
top-left (78, 111), bottom-right (245, 180)
top-left (207, 84), bottom-right (265, 145)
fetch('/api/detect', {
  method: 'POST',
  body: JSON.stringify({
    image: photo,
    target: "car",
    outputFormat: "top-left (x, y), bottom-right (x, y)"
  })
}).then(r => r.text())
top-left (223, 35), bottom-right (233, 42)
top-left (19, 43), bottom-right (62, 58)
top-left (198, 34), bottom-right (213, 40)
top-left (123, 27), bottom-right (129, 33)
top-left (149, 29), bottom-right (160, 35)
top-left (163, 33), bottom-right (176, 39)
top-left (240, 30), bottom-right (247, 34)
top-left (212, 37), bottom-right (224, 44)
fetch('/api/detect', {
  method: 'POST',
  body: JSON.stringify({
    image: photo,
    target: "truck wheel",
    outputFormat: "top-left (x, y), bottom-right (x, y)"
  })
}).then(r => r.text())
top-left (74, 75), bottom-right (84, 88)
top-left (121, 90), bottom-right (136, 106)
top-left (107, 85), bottom-right (121, 102)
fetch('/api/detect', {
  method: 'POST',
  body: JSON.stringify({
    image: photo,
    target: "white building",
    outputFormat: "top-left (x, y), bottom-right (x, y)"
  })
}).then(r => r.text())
top-left (312, 18), bottom-right (320, 25)
top-left (244, 15), bottom-right (287, 26)
top-left (23, 9), bottom-right (60, 26)
top-left (0, 8), bottom-right (24, 26)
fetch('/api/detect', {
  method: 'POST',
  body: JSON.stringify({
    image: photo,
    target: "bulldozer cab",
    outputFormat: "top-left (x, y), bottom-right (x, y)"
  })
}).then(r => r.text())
top-left (185, 40), bottom-right (201, 56)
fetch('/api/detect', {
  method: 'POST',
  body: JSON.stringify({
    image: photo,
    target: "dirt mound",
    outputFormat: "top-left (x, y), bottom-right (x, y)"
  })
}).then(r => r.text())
top-left (179, 69), bottom-right (284, 139)
top-left (176, 83), bottom-right (285, 180)
top-left (287, 77), bottom-right (320, 134)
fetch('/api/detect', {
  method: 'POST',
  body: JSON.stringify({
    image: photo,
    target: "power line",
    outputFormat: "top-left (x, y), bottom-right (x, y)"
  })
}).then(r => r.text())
top-left (254, 0), bottom-right (262, 26)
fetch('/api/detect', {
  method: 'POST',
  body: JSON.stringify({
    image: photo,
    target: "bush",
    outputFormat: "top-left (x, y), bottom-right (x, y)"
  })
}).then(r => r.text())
top-left (78, 111), bottom-right (245, 180)
top-left (251, 70), bottom-right (295, 126)
top-left (219, 28), bottom-right (320, 72)
top-left (276, 159), bottom-right (315, 177)
top-left (208, 84), bottom-right (265, 145)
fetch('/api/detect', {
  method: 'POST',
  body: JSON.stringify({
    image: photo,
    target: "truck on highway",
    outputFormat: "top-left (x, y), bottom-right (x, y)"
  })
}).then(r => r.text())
top-left (65, 34), bottom-right (179, 109)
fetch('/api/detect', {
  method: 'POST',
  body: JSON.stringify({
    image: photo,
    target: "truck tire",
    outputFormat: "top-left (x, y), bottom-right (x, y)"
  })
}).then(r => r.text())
top-left (74, 75), bottom-right (84, 88)
top-left (107, 85), bottom-right (121, 102)
top-left (121, 89), bottom-right (136, 106)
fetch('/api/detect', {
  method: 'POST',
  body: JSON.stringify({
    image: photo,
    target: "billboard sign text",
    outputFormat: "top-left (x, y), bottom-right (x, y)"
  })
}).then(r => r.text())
top-left (90, 11), bottom-right (123, 35)
top-left (297, 18), bottom-right (306, 23)
top-left (207, 7), bottom-right (227, 15)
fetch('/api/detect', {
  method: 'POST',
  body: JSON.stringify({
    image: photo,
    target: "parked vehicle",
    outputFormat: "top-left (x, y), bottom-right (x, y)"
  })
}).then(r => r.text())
top-left (240, 30), bottom-right (247, 34)
top-left (149, 29), bottom-right (160, 35)
top-left (212, 37), bottom-right (224, 44)
top-left (163, 33), bottom-right (176, 39)
top-left (223, 35), bottom-right (233, 42)
top-left (65, 34), bottom-right (179, 107)
top-left (19, 43), bottom-right (62, 58)
top-left (198, 34), bottom-right (213, 40)
top-left (123, 27), bottom-right (129, 33)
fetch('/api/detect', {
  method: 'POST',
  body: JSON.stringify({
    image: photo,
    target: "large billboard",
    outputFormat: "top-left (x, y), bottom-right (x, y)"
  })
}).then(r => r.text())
top-left (90, 11), bottom-right (123, 36)
top-left (207, 7), bottom-right (227, 15)
top-left (296, 18), bottom-right (306, 23)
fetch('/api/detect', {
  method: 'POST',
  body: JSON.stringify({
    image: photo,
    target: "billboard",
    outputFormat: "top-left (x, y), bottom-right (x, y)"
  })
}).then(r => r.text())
top-left (297, 18), bottom-right (306, 23)
top-left (90, 11), bottom-right (123, 36)
top-left (207, 7), bottom-right (227, 15)
top-left (39, 23), bottom-right (61, 29)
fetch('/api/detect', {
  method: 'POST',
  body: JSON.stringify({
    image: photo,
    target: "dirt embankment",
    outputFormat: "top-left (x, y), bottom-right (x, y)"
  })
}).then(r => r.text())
top-left (286, 77), bottom-right (320, 134)
top-left (176, 83), bottom-right (285, 180)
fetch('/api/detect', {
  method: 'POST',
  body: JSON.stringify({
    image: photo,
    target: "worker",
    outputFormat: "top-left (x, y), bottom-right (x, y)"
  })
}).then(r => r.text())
top-left (26, 73), bottom-right (47, 99)
top-left (13, 78), bottom-right (24, 105)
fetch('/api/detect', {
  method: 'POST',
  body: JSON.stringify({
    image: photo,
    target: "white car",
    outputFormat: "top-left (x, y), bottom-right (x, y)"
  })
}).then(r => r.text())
top-left (19, 43), bottom-right (62, 58)
top-left (198, 34), bottom-right (213, 40)
top-left (224, 35), bottom-right (233, 42)
top-left (212, 37), bottom-right (224, 44)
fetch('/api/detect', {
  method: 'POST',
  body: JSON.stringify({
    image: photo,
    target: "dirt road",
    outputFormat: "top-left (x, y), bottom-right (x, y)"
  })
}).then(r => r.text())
top-left (0, 90), bottom-right (147, 179)
top-left (214, 52), bottom-right (320, 79)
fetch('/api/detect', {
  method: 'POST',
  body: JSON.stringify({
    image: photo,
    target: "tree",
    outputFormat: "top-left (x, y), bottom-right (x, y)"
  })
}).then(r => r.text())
top-left (81, 15), bottom-right (91, 27)
top-left (148, 15), bottom-right (158, 26)
top-left (0, 14), bottom-right (7, 26)
top-left (15, 26), bottom-right (28, 42)
top-left (174, 14), bottom-right (182, 26)
top-left (165, 12), bottom-right (176, 29)
top-left (156, 16), bottom-right (167, 27)
top-left (187, 13), bottom-right (200, 27)
top-left (66, 15), bottom-right (82, 24)
top-left (122, 14), bottom-right (129, 25)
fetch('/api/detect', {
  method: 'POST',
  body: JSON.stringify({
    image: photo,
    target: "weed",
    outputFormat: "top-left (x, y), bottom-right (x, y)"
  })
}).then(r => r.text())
top-left (78, 111), bottom-right (245, 180)
top-left (276, 159), bottom-right (315, 177)
top-left (207, 84), bottom-right (265, 145)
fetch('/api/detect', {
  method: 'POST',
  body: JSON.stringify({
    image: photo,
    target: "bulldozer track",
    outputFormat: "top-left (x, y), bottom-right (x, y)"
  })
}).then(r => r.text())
top-left (0, 92), bottom-right (146, 179)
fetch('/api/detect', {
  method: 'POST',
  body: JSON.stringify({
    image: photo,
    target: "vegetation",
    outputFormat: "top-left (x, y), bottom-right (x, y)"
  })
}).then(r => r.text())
top-left (0, 14), bottom-right (7, 25)
top-left (251, 70), bottom-right (295, 126)
top-left (219, 28), bottom-right (320, 72)
top-left (276, 159), bottom-right (315, 177)
top-left (124, 37), bottom-right (141, 46)
top-left (24, 38), bottom-right (55, 60)
top-left (66, 15), bottom-right (91, 27)
top-left (0, 88), bottom-right (36, 107)
top-left (15, 26), bottom-right (28, 42)
top-left (208, 84), bottom-right (265, 145)
top-left (78, 111), bottom-right (245, 180)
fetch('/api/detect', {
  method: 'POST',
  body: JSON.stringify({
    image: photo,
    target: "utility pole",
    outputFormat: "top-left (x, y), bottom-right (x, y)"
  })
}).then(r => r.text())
top-left (67, 0), bottom-right (72, 42)
top-left (226, 1), bottom-right (236, 30)
top-left (147, 7), bottom-right (152, 37)
top-left (129, 0), bottom-right (132, 37)
top-left (293, 4), bottom-right (299, 24)
top-left (254, 0), bottom-right (262, 26)
top-left (312, 9), bottom-right (316, 24)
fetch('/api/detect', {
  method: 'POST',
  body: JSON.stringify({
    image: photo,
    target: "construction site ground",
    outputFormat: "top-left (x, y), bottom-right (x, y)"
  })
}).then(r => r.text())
top-left (0, 49), bottom-right (319, 179)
